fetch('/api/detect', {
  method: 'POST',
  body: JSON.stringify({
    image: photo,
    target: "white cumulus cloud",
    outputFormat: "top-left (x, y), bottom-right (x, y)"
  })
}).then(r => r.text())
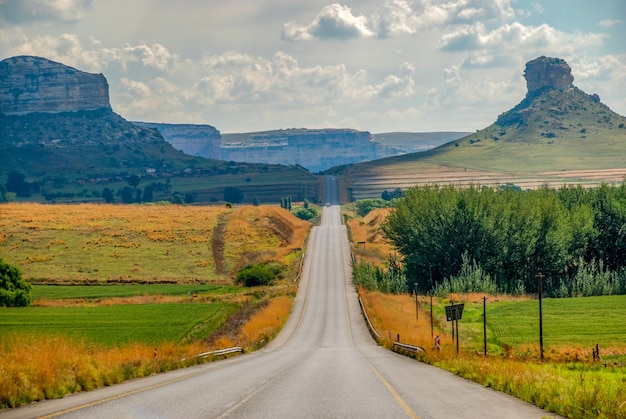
top-left (283, 3), bottom-right (373, 41)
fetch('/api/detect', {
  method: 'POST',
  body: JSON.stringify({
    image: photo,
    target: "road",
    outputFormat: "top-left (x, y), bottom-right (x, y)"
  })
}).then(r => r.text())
top-left (2, 177), bottom-right (559, 419)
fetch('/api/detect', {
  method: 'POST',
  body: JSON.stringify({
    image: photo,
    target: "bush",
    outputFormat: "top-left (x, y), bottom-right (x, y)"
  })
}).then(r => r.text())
top-left (433, 252), bottom-right (499, 297)
top-left (292, 207), bottom-right (317, 221)
top-left (355, 199), bottom-right (392, 217)
top-left (0, 258), bottom-right (32, 307)
top-left (352, 255), bottom-right (407, 294)
top-left (236, 262), bottom-right (283, 287)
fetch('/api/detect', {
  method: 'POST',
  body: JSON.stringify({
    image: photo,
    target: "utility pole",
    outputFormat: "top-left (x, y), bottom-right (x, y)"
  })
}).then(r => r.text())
top-left (537, 272), bottom-right (545, 360)
top-left (414, 283), bottom-right (418, 321)
top-left (430, 293), bottom-right (434, 338)
top-left (483, 296), bottom-right (487, 357)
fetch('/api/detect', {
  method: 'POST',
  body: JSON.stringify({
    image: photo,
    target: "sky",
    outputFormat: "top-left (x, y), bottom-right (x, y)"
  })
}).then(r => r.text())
top-left (0, 0), bottom-right (625, 134)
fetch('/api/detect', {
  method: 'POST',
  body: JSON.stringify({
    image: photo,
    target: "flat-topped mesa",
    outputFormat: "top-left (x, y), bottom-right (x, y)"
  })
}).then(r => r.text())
top-left (524, 56), bottom-right (574, 95)
top-left (0, 55), bottom-right (110, 115)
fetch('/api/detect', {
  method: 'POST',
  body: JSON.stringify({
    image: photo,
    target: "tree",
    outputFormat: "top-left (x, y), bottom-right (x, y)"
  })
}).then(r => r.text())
top-left (120, 186), bottom-right (135, 204)
top-left (252, 196), bottom-right (260, 206)
top-left (0, 258), bottom-right (32, 307)
top-left (6, 171), bottom-right (31, 197)
top-left (142, 185), bottom-right (154, 202)
top-left (102, 187), bottom-right (115, 203)
top-left (127, 174), bottom-right (141, 188)
top-left (224, 186), bottom-right (244, 204)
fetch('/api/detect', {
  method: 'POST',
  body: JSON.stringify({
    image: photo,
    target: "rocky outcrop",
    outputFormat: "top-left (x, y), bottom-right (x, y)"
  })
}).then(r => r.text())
top-left (0, 56), bottom-right (110, 115)
top-left (524, 56), bottom-right (574, 95)
top-left (134, 122), bottom-right (222, 157)
top-left (140, 124), bottom-right (383, 172)
top-left (222, 129), bottom-right (382, 172)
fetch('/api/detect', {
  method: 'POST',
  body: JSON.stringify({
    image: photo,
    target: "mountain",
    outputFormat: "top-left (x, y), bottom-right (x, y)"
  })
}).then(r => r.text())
top-left (135, 124), bottom-right (385, 173)
top-left (0, 56), bottom-right (320, 204)
top-left (331, 56), bottom-right (626, 200)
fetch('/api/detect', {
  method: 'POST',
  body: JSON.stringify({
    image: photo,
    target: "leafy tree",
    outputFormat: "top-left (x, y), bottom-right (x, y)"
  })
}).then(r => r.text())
top-left (102, 187), bottom-right (115, 203)
top-left (142, 185), bottom-right (154, 202)
top-left (6, 171), bottom-right (31, 197)
top-left (224, 186), bottom-right (244, 204)
top-left (184, 192), bottom-right (196, 204)
top-left (381, 188), bottom-right (404, 201)
top-left (382, 184), bottom-right (626, 296)
top-left (119, 186), bottom-right (135, 204)
top-left (252, 196), bottom-right (260, 206)
top-left (172, 192), bottom-right (185, 204)
top-left (0, 258), bottom-right (32, 307)
top-left (356, 198), bottom-right (391, 217)
top-left (127, 174), bottom-right (141, 188)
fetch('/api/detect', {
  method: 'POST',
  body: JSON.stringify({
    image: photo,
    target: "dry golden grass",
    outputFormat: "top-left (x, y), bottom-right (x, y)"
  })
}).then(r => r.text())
top-left (224, 206), bottom-right (310, 272)
top-left (0, 203), bottom-right (310, 283)
top-left (0, 203), bottom-right (311, 409)
top-left (239, 296), bottom-right (293, 348)
top-left (347, 208), bottom-right (395, 266)
top-left (359, 287), bottom-right (448, 350)
top-left (0, 334), bottom-right (209, 408)
top-left (0, 294), bottom-right (295, 409)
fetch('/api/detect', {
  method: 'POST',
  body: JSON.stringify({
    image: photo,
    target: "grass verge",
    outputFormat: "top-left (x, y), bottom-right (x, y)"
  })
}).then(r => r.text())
top-left (359, 288), bottom-right (626, 419)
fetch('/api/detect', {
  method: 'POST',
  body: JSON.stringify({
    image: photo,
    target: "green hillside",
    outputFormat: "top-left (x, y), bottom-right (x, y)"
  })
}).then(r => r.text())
top-left (332, 86), bottom-right (626, 200)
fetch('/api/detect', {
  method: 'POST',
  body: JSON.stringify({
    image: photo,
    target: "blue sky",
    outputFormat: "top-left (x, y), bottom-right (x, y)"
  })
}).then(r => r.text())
top-left (1, 0), bottom-right (624, 133)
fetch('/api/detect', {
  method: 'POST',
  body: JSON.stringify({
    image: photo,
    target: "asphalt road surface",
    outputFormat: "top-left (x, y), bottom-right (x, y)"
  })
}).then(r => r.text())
top-left (2, 177), bottom-right (560, 419)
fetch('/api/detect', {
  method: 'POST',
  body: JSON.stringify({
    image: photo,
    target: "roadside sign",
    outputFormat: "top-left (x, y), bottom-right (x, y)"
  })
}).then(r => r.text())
top-left (445, 303), bottom-right (465, 321)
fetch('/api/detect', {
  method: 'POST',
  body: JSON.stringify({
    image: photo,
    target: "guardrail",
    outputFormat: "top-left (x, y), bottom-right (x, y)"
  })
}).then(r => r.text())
top-left (181, 347), bottom-right (243, 362)
top-left (393, 341), bottom-right (425, 354)
top-left (358, 296), bottom-right (380, 342)
top-left (292, 253), bottom-right (305, 284)
top-left (358, 296), bottom-right (426, 357)
top-left (195, 347), bottom-right (243, 358)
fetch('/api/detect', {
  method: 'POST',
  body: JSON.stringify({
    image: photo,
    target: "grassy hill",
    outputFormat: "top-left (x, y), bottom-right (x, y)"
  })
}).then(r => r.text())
top-left (332, 87), bottom-right (626, 200)
top-left (0, 203), bottom-right (310, 283)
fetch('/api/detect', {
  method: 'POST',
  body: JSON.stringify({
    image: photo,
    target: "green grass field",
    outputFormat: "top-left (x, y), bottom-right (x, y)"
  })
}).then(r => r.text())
top-left (0, 302), bottom-right (239, 346)
top-left (31, 284), bottom-right (241, 300)
top-left (433, 295), bottom-right (626, 353)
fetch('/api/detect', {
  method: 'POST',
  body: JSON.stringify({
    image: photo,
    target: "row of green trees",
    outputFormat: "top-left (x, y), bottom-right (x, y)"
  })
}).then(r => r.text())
top-left (381, 184), bottom-right (626, 297)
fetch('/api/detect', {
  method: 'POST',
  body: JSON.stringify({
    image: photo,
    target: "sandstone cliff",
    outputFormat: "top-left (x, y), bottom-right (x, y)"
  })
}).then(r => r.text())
top-left (141, 125), bottom-right (384, 172)
top-left (524, 56), bottom-right (574, 95)
top-left (222, 129), bottom-right (382, 172)
top-left (0, 56), bottom-right (110, 115)
top-left (134, 122), bottom-right (222, 157)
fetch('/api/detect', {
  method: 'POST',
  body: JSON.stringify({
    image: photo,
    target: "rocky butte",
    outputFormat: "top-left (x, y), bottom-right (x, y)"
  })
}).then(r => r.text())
top-left (0, 56), bottom-right (110, 114)
top-left (523, 56), bottom-right (574, 94)
top-left (494, 55), bottom-right (623, 130)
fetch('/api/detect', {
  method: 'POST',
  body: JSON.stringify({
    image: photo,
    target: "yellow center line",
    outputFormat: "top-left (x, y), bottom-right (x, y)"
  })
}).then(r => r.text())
top-left (341, 229), bottom-right (420, 419)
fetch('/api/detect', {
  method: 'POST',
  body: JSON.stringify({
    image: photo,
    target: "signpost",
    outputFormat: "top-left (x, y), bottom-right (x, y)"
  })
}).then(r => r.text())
top-left (537, 272), bottom-right (545, 360)
top-left (445, 303), bottom-right (464, 354)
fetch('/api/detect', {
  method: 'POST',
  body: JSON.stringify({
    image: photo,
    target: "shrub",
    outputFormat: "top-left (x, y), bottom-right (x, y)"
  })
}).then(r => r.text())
top-left (236, 262), bottom-right (283, 287)
top-left (292, 207), bottom-right (317, 221)
top-left (433, 252), bottom-right (498, 297)
top-left (0, 258), bottom-right (32, 307)
top-left (356, 198), bottom-right (392, 216)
